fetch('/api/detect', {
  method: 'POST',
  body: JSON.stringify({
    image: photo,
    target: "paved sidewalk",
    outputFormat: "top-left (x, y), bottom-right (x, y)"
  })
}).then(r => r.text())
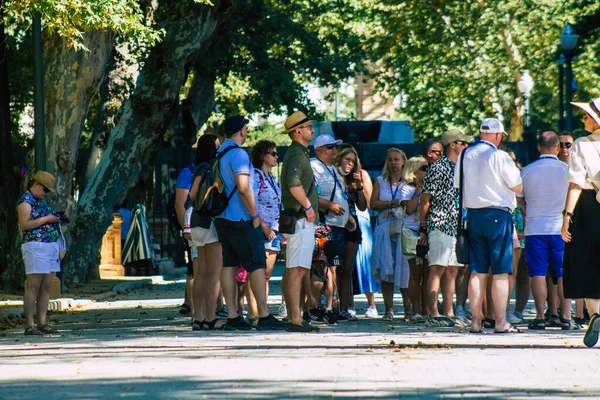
top-left (1, 278), bottom-right (599, 399)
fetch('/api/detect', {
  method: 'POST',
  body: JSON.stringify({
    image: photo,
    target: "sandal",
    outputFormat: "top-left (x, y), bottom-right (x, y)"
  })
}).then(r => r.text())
top-left (179, 303), bottom-right (191, 316)
top-left (37, 324), bottom-right (58, 334)
top-left (24, 326), bottom-right (42, 336)
top-left (546, 314), bottom-right (561, 328)
top-left (482, 318), bottom-right (495, 329)
top-left (382, 311), bottom-right (394, 322)
top-left (205, 318), bottom-right (225, 330)
top-left (494, 324), bottom-right (523, 334)
top-left (191, 320), bottom-right (205, 331)
top-left (528, 319), bottom-right (546, 330)
top-left (560, 317), bottom-right (581, 331)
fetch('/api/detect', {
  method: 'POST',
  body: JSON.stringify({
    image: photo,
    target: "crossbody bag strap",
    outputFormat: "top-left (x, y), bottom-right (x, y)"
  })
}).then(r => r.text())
top-left (458, 148), bottom-right (467, 229)
top-left (217, 145), bottom-right (242, 198)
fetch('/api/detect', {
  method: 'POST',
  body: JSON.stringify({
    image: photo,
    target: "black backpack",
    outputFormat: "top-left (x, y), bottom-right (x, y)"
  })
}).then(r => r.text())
top-left (192, 146), bottom-right (240, 217)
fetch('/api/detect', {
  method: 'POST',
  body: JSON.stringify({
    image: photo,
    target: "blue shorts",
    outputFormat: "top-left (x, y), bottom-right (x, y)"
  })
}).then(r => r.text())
top-left (265, 232), bottom-right (281, 252)
top-left (467, 208), bottom-right (514, 275)
top-left (525, 235), bottom-right (564, 283)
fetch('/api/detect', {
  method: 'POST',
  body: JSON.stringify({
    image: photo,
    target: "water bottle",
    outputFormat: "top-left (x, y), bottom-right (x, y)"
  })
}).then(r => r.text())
top-left (320, 294), bottom-right (326, 306)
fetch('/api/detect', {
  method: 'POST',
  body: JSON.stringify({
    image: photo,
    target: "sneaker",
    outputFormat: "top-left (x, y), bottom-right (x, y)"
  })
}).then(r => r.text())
top-left (348, 307), bottom-right (357, 318)
top-left (308, 309), bottom-right (326, 324)
top-left (224, 315), bottom-right (253, 331)
top-left (335, 310), bottom-right (349, 322)
top-left (276, 303), bottom-right (288, 319)
top-left (287, 320), bottom-right (321, 332)
top-left (506, 311), bottom-right (523, 324)
top-left (324, 310), bottom-right (338, 325)
top-left (247, 317), bottom-right (259, 327)
top-left (256, 314), bottom-right (287, 331)
top-left (216, 305), bottom-right (228, 318)
top-left (303, 312), bottom-right (311, 323)
top-left (365, 305), bottom-right (379, 319)
top-left (338, 310), bottom-right (357, 322)
top-left (455, 305), bottom-right (467, 318)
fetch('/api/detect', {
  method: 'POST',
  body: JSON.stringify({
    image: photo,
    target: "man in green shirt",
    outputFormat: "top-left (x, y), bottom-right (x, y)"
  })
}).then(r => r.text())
top-left (280, 111), bottom-right (319, 332)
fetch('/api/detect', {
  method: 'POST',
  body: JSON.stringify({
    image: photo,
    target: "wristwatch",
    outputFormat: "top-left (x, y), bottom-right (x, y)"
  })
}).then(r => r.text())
top-left (562, 209), bottom-right (574, 218)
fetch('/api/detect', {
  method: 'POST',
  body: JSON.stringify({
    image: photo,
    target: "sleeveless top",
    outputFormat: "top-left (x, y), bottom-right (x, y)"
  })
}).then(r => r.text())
top-left (376, 175), bottom-right (401, 225)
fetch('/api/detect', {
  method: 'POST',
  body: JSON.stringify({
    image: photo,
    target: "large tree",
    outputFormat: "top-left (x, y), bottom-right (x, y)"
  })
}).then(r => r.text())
top-left (367, 1), bottom-right (600, 141)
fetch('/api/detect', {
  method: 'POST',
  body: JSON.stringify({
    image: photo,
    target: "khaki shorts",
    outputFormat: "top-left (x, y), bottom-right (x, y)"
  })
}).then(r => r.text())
top-left (283, 218), bottom-right (315, 269)
top-left (428, 229), bottom-right (463, 267)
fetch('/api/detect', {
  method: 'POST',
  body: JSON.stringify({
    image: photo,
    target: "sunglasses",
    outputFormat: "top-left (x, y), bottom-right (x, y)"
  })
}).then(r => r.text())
top-left (419, 165), bottom-right (429, 172)
top-left (268, 151), bottom-right (278, 157)
top-left (430, 150), bottom-right (442, 156)
top-left (324, 144), bottom-right (337, 150)
top-left (559, 142), bottom-right (573, 149)
top-left (454, 140), bottom-right (468, 146)
top-left (43, 186), bottom-right (51, 193)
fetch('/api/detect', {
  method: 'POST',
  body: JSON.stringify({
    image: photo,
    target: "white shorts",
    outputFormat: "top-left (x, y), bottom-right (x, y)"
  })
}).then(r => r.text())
top-left (428, 229), bottom-right (463, 267)
top-left (21, 241), bottom-right (61, 275)
top-left (283, 218), bottom-right (315, 269)
top-left (190, 222), bottom-right (219, 248)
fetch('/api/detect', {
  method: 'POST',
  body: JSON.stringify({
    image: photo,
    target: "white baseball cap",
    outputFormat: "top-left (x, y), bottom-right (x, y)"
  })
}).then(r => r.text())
top-left (314, 134), bottom-right (343, 148)
top-left (479, 118), bottom-right (507, 135)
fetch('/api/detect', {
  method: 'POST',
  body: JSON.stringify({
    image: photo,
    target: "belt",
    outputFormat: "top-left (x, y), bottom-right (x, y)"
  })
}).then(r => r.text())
top-left (470, 206), bottom-right (512, 213)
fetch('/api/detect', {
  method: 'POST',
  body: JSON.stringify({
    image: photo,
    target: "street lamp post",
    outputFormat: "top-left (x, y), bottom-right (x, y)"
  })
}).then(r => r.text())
top-left (518, 70), bottom-right (534, 162)
top-left (560, 24), bottom-right (578, 133)
top-left (556, 53), bottom-right (565, 131)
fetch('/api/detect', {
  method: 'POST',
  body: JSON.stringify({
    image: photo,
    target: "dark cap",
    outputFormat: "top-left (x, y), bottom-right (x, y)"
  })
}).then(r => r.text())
top-left (223, 116), bottom-right (249, 135)
top-left (323, 240), bottom-right (342, 267)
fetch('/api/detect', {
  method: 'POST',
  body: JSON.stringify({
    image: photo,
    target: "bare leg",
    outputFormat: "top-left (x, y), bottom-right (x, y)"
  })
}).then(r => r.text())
top-left (546, 274), bottom-right (559, 316)
top-left (245, 279), bottom-right (259, 319)
top-left (400, 288), bottom-right (410, 317)
top-left (469, 272), bottom-right (488, 331)
top-left (441, 266), bottom-right (458, 317)
top-left (530, 276), bottom-right (547, 320)
top-left (507, 248), bottom-right (521, 310)
top-left (455, 266), bottom-right (470, 309)
top-left (557, 278), bottom-right (572, 321)
top-left (221, 267), bottom-right (239, 318)
top-left (426, 265), bottom-right (445, 317)
top-left (265, 250), bottom-right (277, 297)
top-left (492, 273), bottom-right (510, 331)
top-left (585, 299), bottom-right (600, 316)
top-left (24, 274), bottom-right (43, 327)
top-left (515, 256), bottom-right (530, 313)
top-left (484, 274), bottom-right (494, 320)
top-left (364, 292), bottom-right (376, 307)
top-left (191, 256), bottom-right (205, 321)
top-left (407, 259), bottom-right (423, 315)
top-left (199, 243), bottom-right (222, 322)
top-left (421, 259), bottom-right (430, 315)
top-left (247, 268), bottom-right (270, 317)
top-left (575, 299), bottom-right (585, 319)
top-left (283, 267), bottom-right (308, 325)
top-left (381, 281), bottom-right (395, 313)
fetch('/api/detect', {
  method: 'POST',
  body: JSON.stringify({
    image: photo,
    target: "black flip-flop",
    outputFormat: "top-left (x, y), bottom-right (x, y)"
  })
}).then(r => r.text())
top-left (469, 327), bottom-right (484, 334)
top-left (494, 324), bottom-right (523, 334)
top-left (204, 318), bottom-right (225, 331)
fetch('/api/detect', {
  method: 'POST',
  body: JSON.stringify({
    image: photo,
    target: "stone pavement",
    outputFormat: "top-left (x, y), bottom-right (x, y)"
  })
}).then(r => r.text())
top-left (1, 276), bottom-right (600, 399)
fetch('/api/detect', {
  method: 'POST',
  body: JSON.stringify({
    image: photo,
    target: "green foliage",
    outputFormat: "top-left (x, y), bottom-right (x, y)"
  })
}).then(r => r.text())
top-left (367, 0), bottom-right (600, 141)
top-left (3, 0), bottom-right (163, 50)
top-left (212, 0), bottom-right (366, 120)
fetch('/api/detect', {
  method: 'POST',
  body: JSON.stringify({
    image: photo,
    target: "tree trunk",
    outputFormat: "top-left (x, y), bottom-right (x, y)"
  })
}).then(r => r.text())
top-left (0, 1), bottom-right (20, 288)
top-left (61, 3), bottom-right (232, 285)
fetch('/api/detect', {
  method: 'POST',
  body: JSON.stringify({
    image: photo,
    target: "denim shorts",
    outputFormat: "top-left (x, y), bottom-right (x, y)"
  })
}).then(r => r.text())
top-left (525, 235), bottom-right (564, 283)
top-left (214, 218), bottom-right (266, 272)
top-left (265, 232), bottom-right (281, 252)
top-left (467, 208), bottom-right (514, 275)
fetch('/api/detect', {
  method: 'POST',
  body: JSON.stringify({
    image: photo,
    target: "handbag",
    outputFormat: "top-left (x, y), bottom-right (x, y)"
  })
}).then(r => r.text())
top-left (279, 179), bottom-right (315, 235)
top-left (455, 147), bottom-right (470, 264)
top-left (401, 224), bottom-right (419, 257)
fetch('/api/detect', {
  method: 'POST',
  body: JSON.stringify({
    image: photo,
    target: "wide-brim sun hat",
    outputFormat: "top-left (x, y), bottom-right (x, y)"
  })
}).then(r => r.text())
top-left (571, 98), bottom-right (600, 127)
top-left (282, 111), bottom-right (314, 134)
top-left (32, 170), bottom-right (56, 192)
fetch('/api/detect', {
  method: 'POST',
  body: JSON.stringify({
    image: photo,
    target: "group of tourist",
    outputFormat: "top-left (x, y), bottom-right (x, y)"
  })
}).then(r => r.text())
top-left (17, 97), bottom-right (600, 347)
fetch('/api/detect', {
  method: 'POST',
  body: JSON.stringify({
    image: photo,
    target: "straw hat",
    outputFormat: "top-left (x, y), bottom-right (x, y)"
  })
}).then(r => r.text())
top-left (282, 111), bottom-right (314, 134)
top-left (571, 98), bottom-right (600, 127)
top-left (32, 171), bottom-right (56, 192)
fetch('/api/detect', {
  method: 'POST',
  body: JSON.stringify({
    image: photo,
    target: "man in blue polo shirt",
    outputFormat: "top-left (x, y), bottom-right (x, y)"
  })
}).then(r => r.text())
top-left (454, 118), bottom-right (522, 334)
top-left (214, 116), bottom-right (286, 331)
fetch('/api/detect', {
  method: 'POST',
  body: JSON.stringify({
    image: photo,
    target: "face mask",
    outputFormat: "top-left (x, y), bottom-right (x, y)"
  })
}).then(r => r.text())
top-left (338, 165), bottom-right (350, 176)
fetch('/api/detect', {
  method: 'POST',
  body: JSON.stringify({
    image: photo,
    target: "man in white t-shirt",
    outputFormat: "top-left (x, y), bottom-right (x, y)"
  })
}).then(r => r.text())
top-left (454, 118), bottom-right (522, 333)
top-left (518, 131), bottom-right (574, 330)
top-left (311, 134), bottom-right (357, 321)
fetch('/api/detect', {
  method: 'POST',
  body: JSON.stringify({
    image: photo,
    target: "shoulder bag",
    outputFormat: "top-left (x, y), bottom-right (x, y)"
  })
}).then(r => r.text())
top-left (455, 148), bottom-right (470, 264)
top-left (279, 179), bottom-right (315, 234)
